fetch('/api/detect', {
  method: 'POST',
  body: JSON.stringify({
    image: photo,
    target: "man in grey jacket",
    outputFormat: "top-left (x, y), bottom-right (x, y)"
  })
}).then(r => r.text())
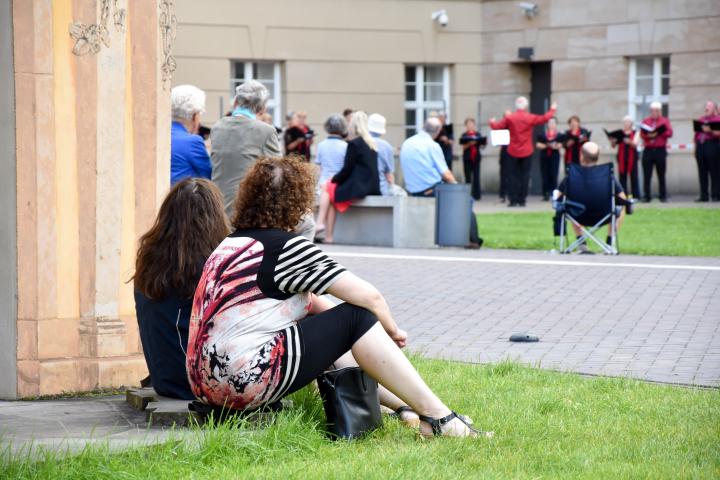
top-left (211, 81), bottom-right (315, 239)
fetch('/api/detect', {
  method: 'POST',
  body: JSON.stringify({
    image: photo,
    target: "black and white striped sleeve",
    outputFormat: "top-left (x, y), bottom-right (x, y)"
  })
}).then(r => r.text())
top-left (273, 237), bottom-right (347, 295)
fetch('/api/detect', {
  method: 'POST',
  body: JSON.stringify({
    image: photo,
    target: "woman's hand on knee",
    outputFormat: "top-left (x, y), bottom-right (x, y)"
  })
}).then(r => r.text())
top-left (391, 328), bottom-right (408, 349)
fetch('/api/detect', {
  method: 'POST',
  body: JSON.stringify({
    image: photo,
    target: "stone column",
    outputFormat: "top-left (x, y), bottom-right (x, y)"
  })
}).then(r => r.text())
top-left (0, 0), bottom-right (18, 400)
top-left (4, 0), bottom-right (173, 399)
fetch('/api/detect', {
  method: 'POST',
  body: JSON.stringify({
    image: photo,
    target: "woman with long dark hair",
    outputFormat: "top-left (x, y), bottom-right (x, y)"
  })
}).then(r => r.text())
top-left (187, 156), bottom-right (489, 438)
top-left (133, 178), bottom-right (229, 399)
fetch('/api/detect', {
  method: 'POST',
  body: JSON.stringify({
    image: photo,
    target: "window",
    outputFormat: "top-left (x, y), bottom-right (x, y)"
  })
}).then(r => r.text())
top-left (404, 65), bottom-right (450, 138)
top-left (231, 61), bottom-right (282, 126)
top-left (628, 56), bottom-right (669, 121)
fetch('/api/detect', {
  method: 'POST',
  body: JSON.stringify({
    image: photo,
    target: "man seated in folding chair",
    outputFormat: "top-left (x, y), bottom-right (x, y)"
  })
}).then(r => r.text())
top-left (553, 142), bottom-right (632, 255)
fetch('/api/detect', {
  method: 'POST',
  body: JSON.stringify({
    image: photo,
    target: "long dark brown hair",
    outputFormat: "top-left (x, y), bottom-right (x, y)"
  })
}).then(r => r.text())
top-left (231, 156), bottom-right (315, 231)
top-left (133, 178), bottom-right (229, 300)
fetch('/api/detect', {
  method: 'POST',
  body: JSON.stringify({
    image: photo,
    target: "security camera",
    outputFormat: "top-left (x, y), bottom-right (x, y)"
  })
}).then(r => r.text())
top-left (518, 2), bottom-right (539, 18)
top-left (431, 9), bottom-right (449, 27)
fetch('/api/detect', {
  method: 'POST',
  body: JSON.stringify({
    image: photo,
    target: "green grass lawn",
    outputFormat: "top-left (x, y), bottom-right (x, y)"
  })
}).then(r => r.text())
top-left (477, 207), bottom-right (720, 256)
top-left (3, 358), bottom-right (718, 479)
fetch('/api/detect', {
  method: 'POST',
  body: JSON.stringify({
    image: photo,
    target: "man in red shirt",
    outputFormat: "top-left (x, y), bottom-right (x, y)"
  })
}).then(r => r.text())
top-left (640, 101), bottom-right (673, 202)
top-left (489, 97), bottom-right (557, 206)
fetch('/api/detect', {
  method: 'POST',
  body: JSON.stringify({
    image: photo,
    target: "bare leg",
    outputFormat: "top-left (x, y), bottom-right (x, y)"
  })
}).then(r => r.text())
top-left (309, 295), bottom-right (474, 436)
top-left (325, 205), bottom-right (337, 243)
top-left (316, 190), bottom-right (331, 232)
top-left (351, 323), bottom-right (474, 437)
top-left (571, 223), bottom-right (583, 237)
top-left (333, 351), bottom-right (419, 427)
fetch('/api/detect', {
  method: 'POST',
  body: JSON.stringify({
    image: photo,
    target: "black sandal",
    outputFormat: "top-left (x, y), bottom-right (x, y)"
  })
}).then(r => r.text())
top-left (418, 411), bottom-right (491, 438)
top-left (389, 405), bottom-right (415, 419)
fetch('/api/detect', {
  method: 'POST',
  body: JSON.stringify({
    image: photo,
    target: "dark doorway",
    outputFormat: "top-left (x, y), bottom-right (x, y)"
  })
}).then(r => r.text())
top-left (529, 62), bottom-right (552, 195)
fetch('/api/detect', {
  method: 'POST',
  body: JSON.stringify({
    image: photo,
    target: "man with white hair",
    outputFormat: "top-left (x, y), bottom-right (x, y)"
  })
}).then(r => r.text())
top-left (639, 101), bottom-right (673, 202)
top-left (489, 96), bottom-right (557, 206)
top-left (210, 80), bottom-right (281, 217)
top-left (400, 117), bottom-right (483, 248)
top-left (170, 85), bottom-right (211, 185)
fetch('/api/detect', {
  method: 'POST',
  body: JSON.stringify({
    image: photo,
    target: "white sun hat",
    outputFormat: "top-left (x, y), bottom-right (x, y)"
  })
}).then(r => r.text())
top-left (368, 113), bottom-right (387, 135)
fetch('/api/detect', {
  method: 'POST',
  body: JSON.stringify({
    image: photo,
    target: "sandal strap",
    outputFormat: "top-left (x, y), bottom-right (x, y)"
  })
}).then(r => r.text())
top-left (395, 405), bottom-right (414, 415)
top-left (418, 411), bottom-right (460, 436)
top-left (418, 411), bottom-right (482, 437)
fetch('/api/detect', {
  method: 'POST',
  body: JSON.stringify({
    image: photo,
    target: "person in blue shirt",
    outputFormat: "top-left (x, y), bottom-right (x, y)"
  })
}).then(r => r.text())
top-left (400, 117), bottom-right (483, 249)
top-left (400, 117), bottom-right (455, 195)
top-left (368, 113), bottom-right (399, 195)
top-left (170, 85), bottom-right (212, 185)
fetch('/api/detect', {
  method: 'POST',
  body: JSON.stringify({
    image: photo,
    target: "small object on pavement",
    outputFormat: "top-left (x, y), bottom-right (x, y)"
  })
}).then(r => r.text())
top-left (509, 333), bottom-right (539, 342)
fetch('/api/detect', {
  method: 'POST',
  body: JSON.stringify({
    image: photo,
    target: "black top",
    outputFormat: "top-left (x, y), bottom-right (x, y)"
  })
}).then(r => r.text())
top-left (436, 124), bottom-right (454, 163)
top-left (459, 131), bottom-right (486, 163)
top-left (537, 132), bottom-right (562, 159)
top-left (228, 228), bottom-right (347, 300)
top-left (284, 126), bottom-right (307, 157)
top-left (331, 137), bottom-right (380, 203)
top-left (134, 290), bottom-right (195, 400)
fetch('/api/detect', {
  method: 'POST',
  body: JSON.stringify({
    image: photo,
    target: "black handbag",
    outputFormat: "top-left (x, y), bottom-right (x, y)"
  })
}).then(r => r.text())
top-left (317, 367), bottom-right (382, 440)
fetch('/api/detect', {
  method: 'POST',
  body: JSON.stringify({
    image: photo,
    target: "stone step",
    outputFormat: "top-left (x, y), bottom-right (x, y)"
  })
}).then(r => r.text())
top-left (126, 387), bottom-right (293, 427)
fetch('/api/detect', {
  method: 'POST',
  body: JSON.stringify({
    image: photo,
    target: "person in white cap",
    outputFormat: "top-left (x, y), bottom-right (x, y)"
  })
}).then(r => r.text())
top-left (368, 113), bottom-right (400, 195)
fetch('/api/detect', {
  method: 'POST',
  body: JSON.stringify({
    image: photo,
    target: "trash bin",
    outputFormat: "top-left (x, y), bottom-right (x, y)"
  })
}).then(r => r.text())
top-left (435, 183), bottom-right (472, 246)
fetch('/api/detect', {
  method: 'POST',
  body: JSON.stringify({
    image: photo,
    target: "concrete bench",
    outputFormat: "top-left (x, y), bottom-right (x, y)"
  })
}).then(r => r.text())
top-left (332, 195), bottom-right (436, 248)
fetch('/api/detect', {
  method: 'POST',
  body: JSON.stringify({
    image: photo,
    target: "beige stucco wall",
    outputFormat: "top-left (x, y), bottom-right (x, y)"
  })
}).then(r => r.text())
top-left (173, 0), bottom-right (720, 195)
top-left (9, 0), bottom-right (171, 398)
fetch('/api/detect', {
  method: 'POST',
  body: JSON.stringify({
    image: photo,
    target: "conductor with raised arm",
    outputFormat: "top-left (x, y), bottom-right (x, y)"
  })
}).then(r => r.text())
top-left (489, 97), bottom-right (557, 207)
top-left (640, 101), bottom-right (673, 202)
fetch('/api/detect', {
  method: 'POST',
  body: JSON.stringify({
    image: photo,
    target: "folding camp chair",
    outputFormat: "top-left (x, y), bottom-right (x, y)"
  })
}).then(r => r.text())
top-left (555, 163), bottom-right (623, 255)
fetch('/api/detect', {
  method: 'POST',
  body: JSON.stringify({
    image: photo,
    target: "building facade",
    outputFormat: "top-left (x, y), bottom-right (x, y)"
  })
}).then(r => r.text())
top-left (173, 0), bottom-right (720, 194)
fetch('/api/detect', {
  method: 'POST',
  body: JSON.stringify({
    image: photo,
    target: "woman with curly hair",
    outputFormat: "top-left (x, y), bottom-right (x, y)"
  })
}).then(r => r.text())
top-left (186, 156), bottom-right (488, 438)
top-left (133, 178), bottom-right (229, 399)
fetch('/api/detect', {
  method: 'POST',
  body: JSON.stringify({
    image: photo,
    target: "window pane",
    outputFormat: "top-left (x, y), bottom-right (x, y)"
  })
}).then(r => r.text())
top-left (405, 65), bottom-right (416, 83)
top-left (661, 57), bottom-right (670, 75)
top-left (425, 84), bottom-right (444, 102)
top-left (405, 127), bottom-right (416, 138)
top-left (425, 66), bottom-right (443, 83)
top-left (636, 102), bottom-right (650, 120)
top-left (662, 104), bottom-right (669, 117)
top-left (636, 78), bottom-right (653, 96)
top-left (261, 80), bottom-right (275, 99)
top-left (253, 62), bottom-right (275, 81)
top-left (405, 84), bottom-right (415, 101)
top-left (234, 62), bottom-right (245, 80)
top-left (636, 58), bottom-right (653, 77)
top-left (405, 109), bottom-right (416, 126)
top-left (661, 77), bottom-right (670, 95)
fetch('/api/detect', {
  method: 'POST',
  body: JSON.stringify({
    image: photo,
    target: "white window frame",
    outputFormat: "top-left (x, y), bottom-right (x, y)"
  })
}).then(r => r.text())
top-left (404, 65), bottom-right (451, 137)
top-left (628, 56), bottom-right (669, 121)
top-left (230, 61), bottom-right (282, 126)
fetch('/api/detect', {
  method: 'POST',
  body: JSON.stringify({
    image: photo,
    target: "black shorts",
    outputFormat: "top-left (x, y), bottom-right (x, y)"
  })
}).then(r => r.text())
top-left (284, 302), bottom-right (377, 395)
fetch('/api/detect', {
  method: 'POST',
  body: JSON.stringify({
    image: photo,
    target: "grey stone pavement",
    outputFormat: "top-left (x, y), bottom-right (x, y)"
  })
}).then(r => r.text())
top-left (324, 244), bottom-right (720, 387)
top-left (0, 395), bottom-right (196, 457)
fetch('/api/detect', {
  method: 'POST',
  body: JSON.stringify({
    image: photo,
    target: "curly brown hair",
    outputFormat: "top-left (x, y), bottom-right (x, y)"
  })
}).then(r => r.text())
top-left (133, 178), bottom-right (229, 300)
top-left (231, 156), bottom-right (315, 231)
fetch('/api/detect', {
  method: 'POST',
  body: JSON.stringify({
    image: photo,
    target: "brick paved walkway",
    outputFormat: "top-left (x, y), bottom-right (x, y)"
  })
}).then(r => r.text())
top-left (324, 245), bottom-right (720, 387)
